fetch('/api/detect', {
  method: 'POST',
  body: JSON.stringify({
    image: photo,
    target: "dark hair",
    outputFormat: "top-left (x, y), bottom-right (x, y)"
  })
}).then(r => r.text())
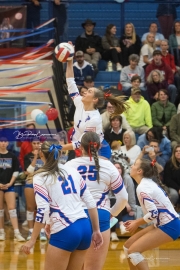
top-left (139, 158), bottom-right (169, 195)
top-left (105, 24), bottom-right (116, 46)
top-left (81, 132), bottom-right (100, 182)
top-left (171, 144), bottom-right (180, 170)
top-left (149, 138), bottom-right (159, 145)
top-left (173, 21), bottom-right (180, 34)
top-left (158, 89), bottom-right (169, 97)
top-left (149, 22), bottom-right (157, 28)
top-left (146, 127), bottom-right (163, 143)
top-left (110, 115), bottom-right (122, 125)
top-left (79, 86), bottom-right (88, 95)
top-left (113, 162), bottom-right (125, 177)
top-left (26, 123), bottom-right (36, 129)
top-left (27, 140), bottom-right (65, 184)
top-left (131, 75), bottom-right (141, 83)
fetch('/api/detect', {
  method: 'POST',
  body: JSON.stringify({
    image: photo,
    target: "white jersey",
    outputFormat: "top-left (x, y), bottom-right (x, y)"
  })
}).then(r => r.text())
top-left (66, 157), bottom-right (128, 217)
top-left (33, 163), bottom-right (96, 234)
top-left (67, 78), bottom-right (104, 149)
top-left (137, 178), bottom-right (179, 227)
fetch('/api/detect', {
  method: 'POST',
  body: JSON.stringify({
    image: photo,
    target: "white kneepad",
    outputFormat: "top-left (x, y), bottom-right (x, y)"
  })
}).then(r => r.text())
top-left (128, 252), bottom-right (144, 266)
top-left (9, 209), bottom-right (17, 218)
top-left (26, 211), bottom-right (34, 221)
top-left (123, 246), bottom-right (129, 258)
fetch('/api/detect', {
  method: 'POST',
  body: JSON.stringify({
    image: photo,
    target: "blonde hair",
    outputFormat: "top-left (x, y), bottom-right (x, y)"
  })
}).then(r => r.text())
top-left (111, 140), bottom-right (122, 150)
top-left (27, 141), bottom-right (65, 184)
top-left (146, 69), bottom-right (165, 84)
top-left (171, 145), bottom-right (180, 170)
top-left (123, 130), bottom-right (136, 146)
top-left (146, 33), bottom-right (156, 50)
top-left (125, 23), bottom-right (136, 44)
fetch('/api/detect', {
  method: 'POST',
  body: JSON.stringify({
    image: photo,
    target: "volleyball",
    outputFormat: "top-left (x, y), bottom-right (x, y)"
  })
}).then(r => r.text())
top-left (54, 42), bottom-right (74, 62)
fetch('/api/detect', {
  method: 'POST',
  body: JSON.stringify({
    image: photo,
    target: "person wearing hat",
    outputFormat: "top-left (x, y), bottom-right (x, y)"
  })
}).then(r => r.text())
top-left (75, 19), bottom-right (102, 69)
top-left (83, 75), bottom-right (94, 89)
top-left (73, 50), bottom-right (94, 86)
top-left (123, 88), bottom-right (152, 135)
top-left (146, 50), bottom-right (177, 103)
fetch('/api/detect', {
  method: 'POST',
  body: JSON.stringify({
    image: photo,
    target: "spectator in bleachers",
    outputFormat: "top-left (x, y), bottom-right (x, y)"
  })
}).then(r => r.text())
top-left (101, 102), bottom-right (131, 132)
top-left (170, 113), bottom-right (180, 148)
top-left (73, 51), bottom-right (94, 86)
top-left (151, 89), bottom-right (177, 137)
top-left (137, 139), bottom-right (166, 172)
top-left (164, 144), bottom-right (180, 206)
top-left (141, 22), bottom-right (164, 49)
top-left (83, 75), bottom-right (94, 89)
top-left (75, 19), bottom-right (102, 69)
top-left (139, 33), bottom-right (156, 68)
top-left (156, 1), bottom-right (179, 39)
top-left (119, 23), bottom-right (141, 66)
top-left (104, 115), bottom-right (126, 147)
top-left (137, 127), bottom-right (172, 162)
top-left (146, 50), bottom-right (177, 103)
top-left (146, 69), bottom-right (168, 104)
top-left (120, 55), bottom-right (145, 92)
top-left (102, 24), bottom-right (123, 71)
top-left (161, 39), bottom-right (180, 94)
top-left (169, 21), bottom-right (180, 51)
top-left (123, 88), bottom-right (152, 135)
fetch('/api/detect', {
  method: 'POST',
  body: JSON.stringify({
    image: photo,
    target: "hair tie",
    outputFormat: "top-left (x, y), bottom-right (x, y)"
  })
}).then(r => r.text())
top-left (151, 159), bottom-right (156, 167)
top-left (104, 90), bottom-right (112, 99)
top-left (88, 142), bottom-right (98, 161)
top-left (49, 144), bottom-right (62, 160)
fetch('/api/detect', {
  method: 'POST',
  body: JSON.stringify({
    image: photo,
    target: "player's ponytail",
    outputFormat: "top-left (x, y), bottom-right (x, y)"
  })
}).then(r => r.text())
top-left (93, 88), bottom-right (128, 116)
top-left (81, 132), bottom-right (100, 183)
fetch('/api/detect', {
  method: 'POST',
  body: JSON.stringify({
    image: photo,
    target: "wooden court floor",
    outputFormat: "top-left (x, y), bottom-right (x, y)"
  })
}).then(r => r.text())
top-left (1, 225), bottom-right (180, 270)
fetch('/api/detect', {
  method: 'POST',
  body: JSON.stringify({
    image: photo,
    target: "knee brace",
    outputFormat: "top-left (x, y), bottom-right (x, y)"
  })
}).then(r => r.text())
top-left (128, 252), bottom-right (144, 266)
top-left (9, 209), bottom-right (17, 218)
top-left (0, 209), bottom-right (4, 217)
top-left (123, 246), bottom-right (129, 258)
top-left (26, 211), bottom-right (34, 221)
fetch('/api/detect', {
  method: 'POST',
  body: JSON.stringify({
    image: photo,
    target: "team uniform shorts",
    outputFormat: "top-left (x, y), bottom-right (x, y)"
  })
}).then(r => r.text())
top-left (85, 208), bottom-right (110, 232)
top-left (158, 218), bottom-right (180, 240)
top-left (0, 186), bottom-right (15, 193)
top-left (25, 183), bottom-right (33, 189)
top-left (49, 218), bottom-right (92, 252)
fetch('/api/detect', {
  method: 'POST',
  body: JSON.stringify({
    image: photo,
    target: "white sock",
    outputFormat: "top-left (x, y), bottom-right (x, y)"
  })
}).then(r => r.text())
top-left (29, 228), bottom-right (33, 233)
top-left (40, 228), bottom-right (45, 233)
top-left (14, 229), bottom-right (19, 234)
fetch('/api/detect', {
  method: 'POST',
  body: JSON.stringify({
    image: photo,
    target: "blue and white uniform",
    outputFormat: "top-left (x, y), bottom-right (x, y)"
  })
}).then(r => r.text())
top-left (66, 78), bottom-right (111, 158)
top-left (137, 178), bottom-right (180, 240)
top-left (66, 157), bottom-right (128, 232)
top-left (33, 163), bottom-right (96, 251)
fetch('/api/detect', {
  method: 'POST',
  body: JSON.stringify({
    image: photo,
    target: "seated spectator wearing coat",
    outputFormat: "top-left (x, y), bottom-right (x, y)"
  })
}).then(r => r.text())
top-left (170, 113), bottom-right (180, 148)
top-left (137, 127), bottom-right (172, 162)
top-left (102, 24), bottom-right (123, 71)
top-left (151, 89), bottom-right (177, 136)
top-left (120, 54), bottom-right (145, 93)
top-left (164, 144), bottom-right (180, 206)
top-left (75, 19), bottom-right (102, 69)
top-left (141, 22), bottom-right (164, 49)
top-left (139, 33), bottom-right (156, 68)
top-left (73, 51), bottom-right (94, 86)
top-left (161, 39), bottom-right (180, 94)
top-left (101, 102), bottom-right (131, 132)
top-left (119, 23), bottom-right (141, 66)
top-left (104, 115), bottom-right (126, 147)
top-left (137, 139), bottom-right (166, 173)
top-left (146, 69), bottom-right (168, 104)
top-left (146, 50), bottom-right (177, 103)
top-left (123, 88), bottom-right (152, 135)
top-left (169, 21), bottom-right (180, 51)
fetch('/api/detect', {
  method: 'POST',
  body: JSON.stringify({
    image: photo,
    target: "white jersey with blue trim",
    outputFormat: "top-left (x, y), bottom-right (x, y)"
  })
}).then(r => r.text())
top-left (137, 178), bottom-right (179, 227)
top-left (66, 78), bottom-right (104, 149)
top-left (33, 163), bottom-right (96, 234)
top-left (66, 157), bottom-right (128, 217)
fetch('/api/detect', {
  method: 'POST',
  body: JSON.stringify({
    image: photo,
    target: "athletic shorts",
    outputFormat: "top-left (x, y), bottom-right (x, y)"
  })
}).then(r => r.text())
top-left (0, 186), bottom-right (15, 193)
top-left (158, 218), bottom-right (180, 240)
top-left (49, 218), bottom-right (92, 252)
top-left (25, 183), bottom-right (33, 189)
top-left (85, 208), bottom-right (110, 232)
top-left (98, 139), bottom-right (111, 159)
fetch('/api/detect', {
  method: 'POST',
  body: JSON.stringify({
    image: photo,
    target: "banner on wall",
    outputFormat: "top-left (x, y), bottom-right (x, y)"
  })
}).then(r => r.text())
top-left (0, 6), bottom-right (27, 48)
